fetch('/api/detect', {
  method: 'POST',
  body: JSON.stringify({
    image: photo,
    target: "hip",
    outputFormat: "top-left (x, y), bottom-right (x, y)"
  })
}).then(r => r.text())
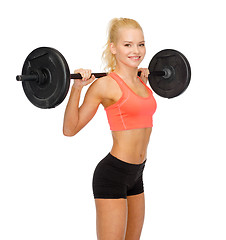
top-left (93, 153), bottom-right (146, 182)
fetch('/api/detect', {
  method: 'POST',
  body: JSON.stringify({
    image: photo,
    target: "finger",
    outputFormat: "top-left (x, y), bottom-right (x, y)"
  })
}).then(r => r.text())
top-left (139, 68), bottom-right (145, 76)
top-left (82, 75), bottom-right (95, 86)
top-left (145, 69), bottom-right (149, 77)
top-left (84, 69), bottom-right (92, 81)
top-left (74, 68), bottom-right (83, 74)
top-left (141, 68), bottom-right (149, 78)
top-left (73, 68), bottom-right (86, 80)
top-left (88, 69), bottom-right (92, 78)
top-left (88, 69), bottom-right (92, 79)
top-left (82, 70), bottom-right (88, 81)
top-left (141, 70), bottom-right (145, 77)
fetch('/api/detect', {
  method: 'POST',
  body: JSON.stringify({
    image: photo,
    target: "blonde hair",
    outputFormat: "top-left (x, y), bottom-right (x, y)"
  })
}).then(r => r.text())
top-left (102, 18), bottom-right (143, 73)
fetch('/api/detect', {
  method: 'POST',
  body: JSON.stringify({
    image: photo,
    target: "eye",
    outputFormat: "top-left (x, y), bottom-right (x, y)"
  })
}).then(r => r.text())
top-left (139, 43), bottom-right (145, 47)
top-left (124, 44), bottom-right (131, 47)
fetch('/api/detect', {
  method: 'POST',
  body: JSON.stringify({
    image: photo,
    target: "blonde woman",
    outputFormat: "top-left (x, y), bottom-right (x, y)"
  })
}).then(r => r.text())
top-left (63, 18), bottom-right (157, 240)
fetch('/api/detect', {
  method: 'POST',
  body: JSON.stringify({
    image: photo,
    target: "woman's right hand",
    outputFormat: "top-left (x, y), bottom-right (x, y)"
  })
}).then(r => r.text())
top-left (73, 68), bottom-right (96, 88)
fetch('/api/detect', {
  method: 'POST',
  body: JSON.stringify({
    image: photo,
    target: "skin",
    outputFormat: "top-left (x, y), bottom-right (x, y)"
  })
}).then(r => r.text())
top-left (63, 27), bottom-right (153, 240)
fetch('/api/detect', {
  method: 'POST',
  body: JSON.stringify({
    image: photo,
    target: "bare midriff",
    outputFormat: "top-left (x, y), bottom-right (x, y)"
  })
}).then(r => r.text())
top-left (110, 127), bottom-right (152, 164)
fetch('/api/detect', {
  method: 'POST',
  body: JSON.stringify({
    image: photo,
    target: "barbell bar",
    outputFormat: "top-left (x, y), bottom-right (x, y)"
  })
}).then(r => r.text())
top-left (16, 69), bottom-right (167, 82)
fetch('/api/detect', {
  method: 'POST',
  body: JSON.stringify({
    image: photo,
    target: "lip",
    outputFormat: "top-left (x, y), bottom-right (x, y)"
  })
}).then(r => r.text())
top-left (128, 56), bottom-right (141, 60)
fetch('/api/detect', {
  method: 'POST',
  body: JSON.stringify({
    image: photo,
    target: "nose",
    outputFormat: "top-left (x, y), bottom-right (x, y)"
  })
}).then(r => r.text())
top-left (132, 45), bottom-right (139, 54)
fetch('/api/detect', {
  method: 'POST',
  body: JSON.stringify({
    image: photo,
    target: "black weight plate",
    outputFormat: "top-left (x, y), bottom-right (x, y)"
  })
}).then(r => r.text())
top-left (148, 49), bottom-right (191, 98)
top-left (22, 47), bottom-right (70, 108)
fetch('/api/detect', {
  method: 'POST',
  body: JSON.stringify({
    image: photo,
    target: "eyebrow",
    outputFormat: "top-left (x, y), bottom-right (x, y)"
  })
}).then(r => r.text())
top-left (124, 41), bottom-right (145, 43)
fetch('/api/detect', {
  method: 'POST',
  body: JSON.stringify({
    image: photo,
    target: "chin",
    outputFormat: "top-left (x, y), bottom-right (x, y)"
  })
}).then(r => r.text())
top-left (117, 57), bottom-right (144, 69)
top-left (126, 61), bottom-right (142, 69)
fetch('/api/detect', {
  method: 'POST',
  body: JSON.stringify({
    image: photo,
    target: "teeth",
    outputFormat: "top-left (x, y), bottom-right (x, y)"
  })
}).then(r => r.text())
top-left (130, 57), bottom-right (140, 59)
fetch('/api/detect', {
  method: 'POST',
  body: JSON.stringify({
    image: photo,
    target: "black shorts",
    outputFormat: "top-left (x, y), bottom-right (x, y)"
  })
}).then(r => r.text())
top-left (92, 153), bottom-right (146, 199)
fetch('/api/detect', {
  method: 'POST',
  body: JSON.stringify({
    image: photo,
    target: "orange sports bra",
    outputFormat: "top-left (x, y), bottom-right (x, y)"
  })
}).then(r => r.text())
top-left (105, 72), bottom-right (157, 131)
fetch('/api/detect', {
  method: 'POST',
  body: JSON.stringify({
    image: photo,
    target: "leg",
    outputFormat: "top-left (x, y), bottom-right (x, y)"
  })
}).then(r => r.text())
top-left (95, 198), bottom-right (127, 240)
top-left (125, 193), bottom-right (145, 240)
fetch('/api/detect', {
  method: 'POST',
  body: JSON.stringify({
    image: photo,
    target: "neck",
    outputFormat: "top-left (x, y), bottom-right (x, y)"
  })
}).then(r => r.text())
top-left (114, 65), bottom-right (138, 82)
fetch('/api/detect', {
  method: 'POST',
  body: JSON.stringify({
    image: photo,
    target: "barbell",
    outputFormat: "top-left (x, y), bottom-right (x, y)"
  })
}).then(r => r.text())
top-left (16, 47), bottom-right (191, 109)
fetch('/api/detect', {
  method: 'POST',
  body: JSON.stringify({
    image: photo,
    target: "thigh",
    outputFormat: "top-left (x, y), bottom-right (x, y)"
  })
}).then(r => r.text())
top-left (125, 193), bottom-right (145, 240)
top-left (95, 198), bottom-right (127, 240)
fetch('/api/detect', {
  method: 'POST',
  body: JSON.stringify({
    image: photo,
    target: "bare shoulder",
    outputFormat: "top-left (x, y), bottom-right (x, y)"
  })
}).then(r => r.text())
top-left (92, 75), bottom-right (114, 88)
top-left (87, 75), bottom-right (117, 98)
top-left (86, 74), bottom-right (123, 108)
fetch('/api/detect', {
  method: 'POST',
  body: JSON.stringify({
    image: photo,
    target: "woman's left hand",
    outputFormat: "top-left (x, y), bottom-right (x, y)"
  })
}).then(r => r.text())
top-left (138, 68), bottom-right (149, 84)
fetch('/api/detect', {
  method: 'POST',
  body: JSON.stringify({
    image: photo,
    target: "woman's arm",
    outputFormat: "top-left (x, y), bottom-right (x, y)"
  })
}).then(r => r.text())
top-left (63, 69), bottom-right (101, 136)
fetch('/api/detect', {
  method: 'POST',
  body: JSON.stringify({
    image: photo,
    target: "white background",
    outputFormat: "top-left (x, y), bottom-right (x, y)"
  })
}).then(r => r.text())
top-left (1, 0), bottom-right (226, 239)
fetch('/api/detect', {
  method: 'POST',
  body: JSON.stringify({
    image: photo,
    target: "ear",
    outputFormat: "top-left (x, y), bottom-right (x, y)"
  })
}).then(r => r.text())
top-left (110, 42), bottom-right (117, 55)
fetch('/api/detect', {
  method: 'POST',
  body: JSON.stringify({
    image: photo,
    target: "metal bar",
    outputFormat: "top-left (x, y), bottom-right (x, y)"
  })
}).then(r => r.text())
top-left (150, 71), bottom-right (166, 77)
top-left (16, 75), bottom-right (38, 81)
top-left (70, 73), bottom-right (107, 79)
top-left (17, 70), bottom-right (167, 82)
top-left (70, 71), bottom-right (166, 79)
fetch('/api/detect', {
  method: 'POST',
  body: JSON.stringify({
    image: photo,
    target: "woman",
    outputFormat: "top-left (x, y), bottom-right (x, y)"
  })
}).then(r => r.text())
top-left (63, 18), bottom-right (157, 240)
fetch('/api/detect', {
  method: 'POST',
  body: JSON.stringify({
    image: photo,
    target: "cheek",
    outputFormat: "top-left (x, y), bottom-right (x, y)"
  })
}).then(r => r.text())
top-left (142, 47), bottom-right (146, 56)
top-left (140, 48), bottom-right (146, 60)
top-left (119, 47), bottom-right (130, 56)
top-left (116, 48), bottom-right (130, 60)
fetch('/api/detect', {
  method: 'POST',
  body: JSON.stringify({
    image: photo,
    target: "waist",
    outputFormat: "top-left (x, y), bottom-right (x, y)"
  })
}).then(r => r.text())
top-left (110, 128), bottom-right (152, 164)
top-left (106, 153), bottom-right (146, 171)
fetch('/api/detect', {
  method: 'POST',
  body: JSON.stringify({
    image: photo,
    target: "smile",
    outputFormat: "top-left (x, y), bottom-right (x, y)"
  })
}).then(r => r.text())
top-left (128, 56), bottom-right (141, 60)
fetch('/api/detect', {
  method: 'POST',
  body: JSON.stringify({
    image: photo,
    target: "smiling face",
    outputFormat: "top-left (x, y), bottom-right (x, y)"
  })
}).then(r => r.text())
top-left (110, 27), bottom-right (146, 70)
